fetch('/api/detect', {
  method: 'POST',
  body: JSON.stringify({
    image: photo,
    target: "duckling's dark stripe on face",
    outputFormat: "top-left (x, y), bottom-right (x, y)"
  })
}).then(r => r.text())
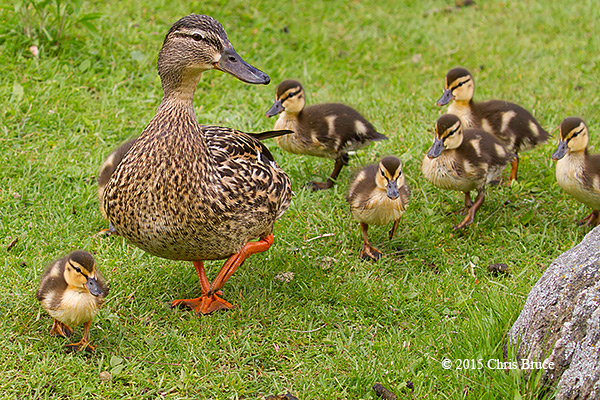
top-left (570, 127), bottom-right (585, 139)
top-left (283, 89), bottom-right (302, 102)
top-left (452, 78), bottom-right (471, 91)
top-left (68, 260), bottom-right (89, 279)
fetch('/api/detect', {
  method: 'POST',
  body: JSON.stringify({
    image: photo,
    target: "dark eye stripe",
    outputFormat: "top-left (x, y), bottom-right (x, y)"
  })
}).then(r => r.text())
top-left (571, 128), bottom-right (585, 138)
top-left (452, 78), bottom-right (471, 90)
top-left (283, 89), bottom-right (302, 101)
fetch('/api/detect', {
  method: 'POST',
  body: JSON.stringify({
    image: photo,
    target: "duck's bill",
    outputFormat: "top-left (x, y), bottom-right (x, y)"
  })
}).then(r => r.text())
top-left (551, 141), bottom-right (568, 161)
top-left (216, 48), bottom-right (270, 85)
top-left (85, 277), bottom-right (102, 297)
top-left (386, 180), bottom-right (400, 200)
top-left (427, 137), bottom-right (445, 158)
top-left (265, 100), bottom-right (284, 117)
top-left (436, 89), bottom-right (454, 106)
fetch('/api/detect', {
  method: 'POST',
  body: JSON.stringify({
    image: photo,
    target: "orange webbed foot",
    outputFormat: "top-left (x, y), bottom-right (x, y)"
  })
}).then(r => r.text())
top-left (50, 320), bottom-right (73, 338)
top-left (359, 244), bottom-right (383, 261)
top-left (171, 294), bottom-right (234, 315)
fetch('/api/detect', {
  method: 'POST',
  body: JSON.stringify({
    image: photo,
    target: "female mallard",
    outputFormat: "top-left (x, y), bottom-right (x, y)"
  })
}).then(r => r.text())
top-left (437, 67), bottom-right (549, 181)
top-left (37, 251), bottom-right (108, 352)
top-left (346, 156), bottom-right (410, 261)
top-left (422, 114), bottom-right (515, 229)
top-left (265, 79), bottom-right (387, 190)
top-left (552, 117), bottom-right (600, 227)
top-left (102, 15), bottom-right (292, 315)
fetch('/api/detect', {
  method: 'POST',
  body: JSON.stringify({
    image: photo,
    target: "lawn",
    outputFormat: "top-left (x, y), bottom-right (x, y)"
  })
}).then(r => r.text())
top-left (1, 0), bottom-right (599, 398)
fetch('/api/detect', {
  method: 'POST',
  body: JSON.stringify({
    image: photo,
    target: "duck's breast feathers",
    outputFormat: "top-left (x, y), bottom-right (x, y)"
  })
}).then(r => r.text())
top-left (473, 100), bottom-right (550, 150)
top-left (300, 103), bottom-right (386, 152)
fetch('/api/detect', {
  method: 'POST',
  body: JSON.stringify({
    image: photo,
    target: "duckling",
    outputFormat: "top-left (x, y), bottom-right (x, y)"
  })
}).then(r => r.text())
top-left (36, 251), bottom-right (108, 352)
top-left (422, 114), bottom-right (515, 229)
top-left (437, 67), bottom-right (549, 181)
top-left (102, 15), bottom-right (292, 315)
top-left (552, 117), bottom-right (600, 227)
top-left (265, 79), bottom-right (388, 190)
top-left (347, 156), bottom-right (410, 261)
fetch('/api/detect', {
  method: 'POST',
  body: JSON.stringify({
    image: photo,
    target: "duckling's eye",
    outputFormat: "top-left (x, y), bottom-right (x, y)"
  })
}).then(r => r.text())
top-left (191, 33), bottom-right (204, 41)
top-left (72, 265), bottom-right (81, 273)
top-left (284, 89), bottom-right (302, 101)
top-left (571, 128), bottom-right (584, 138)
top-left (454, 78), bottom-right (471, 89)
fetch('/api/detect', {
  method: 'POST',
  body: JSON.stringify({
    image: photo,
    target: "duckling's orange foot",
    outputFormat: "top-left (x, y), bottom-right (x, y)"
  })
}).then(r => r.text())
top-left (576, 211), bottom-right (600, 227)
top-left (65, 340), bottom-right (95, 353)
top-left (171, 294), bottom-right (234, 316)
top-left (50, 320), bottom-right (73, 338)
top-left (97, 223), bottom-right (118, 237)
top-left (359, 244), bottom-right (383, 261)
top-left (307, 180), bottom-right (334, 191)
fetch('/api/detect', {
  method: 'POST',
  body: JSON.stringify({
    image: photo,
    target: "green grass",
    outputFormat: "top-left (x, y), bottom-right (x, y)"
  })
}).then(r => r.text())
top-left (1, 0), bottom-right (599, 398)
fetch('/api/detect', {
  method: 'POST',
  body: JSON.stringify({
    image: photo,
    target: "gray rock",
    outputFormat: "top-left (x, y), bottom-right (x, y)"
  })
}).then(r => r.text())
top-left (507, 227), bottom-right (600, 399)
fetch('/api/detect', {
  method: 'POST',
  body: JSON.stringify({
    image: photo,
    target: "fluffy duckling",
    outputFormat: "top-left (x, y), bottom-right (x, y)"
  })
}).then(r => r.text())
top-left (102, 15), bottom-right (291, 315)
top-left (437, 67), bottom-right (549, 181)
top-left (266, 79), bottom-right (388, 190)
top-left (422, 114), bottom-right (515, 229)
top-left (552, 117), bottom-right (600, 227)
top-left (347, 156), bottom-right (410, 261)
top-left (36, 251), bottom-right (108, 352)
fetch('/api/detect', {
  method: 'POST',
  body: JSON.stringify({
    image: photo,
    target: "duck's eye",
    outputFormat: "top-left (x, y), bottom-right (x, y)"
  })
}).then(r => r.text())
top-left (454, 78), bottom-right (470, 89)
top-left (571, 128), bottom-right (584, 138)
top-left (73, 265), bottom-right (81, 273)
top-left (191, 33), bottom-right (204, 41)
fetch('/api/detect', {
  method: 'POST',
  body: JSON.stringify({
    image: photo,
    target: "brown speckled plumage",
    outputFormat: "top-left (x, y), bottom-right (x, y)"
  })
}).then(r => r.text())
top-left (103, 15), bottom-right (291, 264)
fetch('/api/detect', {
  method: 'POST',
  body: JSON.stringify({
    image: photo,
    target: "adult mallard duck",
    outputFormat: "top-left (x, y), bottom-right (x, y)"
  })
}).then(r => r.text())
top-left (37, 251), bottom-right (108, 352)
top-left (265, 79), bottom-right (387, 190)
top-left (437, 67), bottom-right (549, 181)
top-left (346, 156), bottom-right (410, 261)
top-left (552, 117), bottom-right (600, 227)
top-left (422, 114), bottom-right (515, 229)
top-left (102, 15), bottom-right (292, 315)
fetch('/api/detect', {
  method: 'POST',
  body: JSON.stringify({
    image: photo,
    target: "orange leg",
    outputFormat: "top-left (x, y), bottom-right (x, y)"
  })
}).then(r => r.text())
top-left (454, 188), bottom-right (485, 230)
top-left (576, 210), bottom-right (600, 227)
top-left (358, 222), bottom-right (382, 261)
top-left (508, 157), bottom-right (519, 182)
top-left (50, 319), bottom-right (73, 338)
top-left (309, 154), bottom-right (348, 191)
top-left (65, 321), bottom-right (96, 352)
top-left (171, 235), bottom-right (275, 315)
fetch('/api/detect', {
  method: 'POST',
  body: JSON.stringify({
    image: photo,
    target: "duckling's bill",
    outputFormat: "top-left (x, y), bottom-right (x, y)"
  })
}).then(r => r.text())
top-left (215, 47), bottom-right (269, 85)
top-left (437, 88), bottom-right (454, 106)
top-left (265, 99), bottom-right (284, 117)
top-left (427, 137), bottom-right (445, 158)
top-left (85, 276), bottom-right (102, 297)
top-left (552, 141), bottom-right (569, 161)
